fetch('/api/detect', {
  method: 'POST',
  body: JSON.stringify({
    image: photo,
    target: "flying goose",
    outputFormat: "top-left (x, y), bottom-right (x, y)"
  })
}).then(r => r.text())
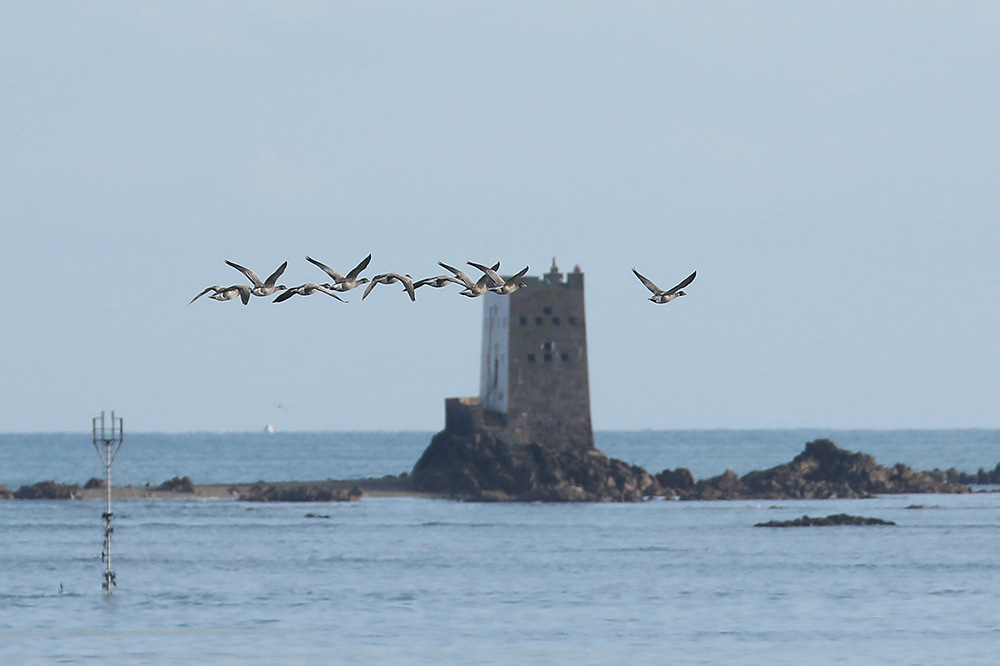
top-left (439, 261), bottom-right (500, 298)
top-left (362, 273), bottom-right (416, 301)
top-left (225, 260), bottom-right (288, 297)
top-left (272, 283), bottom-right (347, 303)
top-left (632, 268), bottom-right (696, 304)
top-left (413, 275), bottom-right (463, 289)
top-left (189, 284), bottom-right (253, 305)
top-left (467, 262), bottom-right (529, 295)
top-left (305, 254), bottom-right (372, 292)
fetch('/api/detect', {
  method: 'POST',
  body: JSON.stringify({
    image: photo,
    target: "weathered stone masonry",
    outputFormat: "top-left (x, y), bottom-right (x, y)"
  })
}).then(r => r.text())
top-left (474, 259), bottom-right (594, 450)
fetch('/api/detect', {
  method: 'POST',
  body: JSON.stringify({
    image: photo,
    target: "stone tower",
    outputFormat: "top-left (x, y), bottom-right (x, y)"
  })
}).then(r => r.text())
top-left (415, 260), bottom-right (652, 500)
top-left (476, 258), bottom-right (594, 450)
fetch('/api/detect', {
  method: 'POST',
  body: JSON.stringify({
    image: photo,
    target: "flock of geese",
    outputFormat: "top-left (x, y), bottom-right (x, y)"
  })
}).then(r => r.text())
top-left (188, 255), bottom-right (531, 305)
top-left (189, 255), bottom-right (696, 306)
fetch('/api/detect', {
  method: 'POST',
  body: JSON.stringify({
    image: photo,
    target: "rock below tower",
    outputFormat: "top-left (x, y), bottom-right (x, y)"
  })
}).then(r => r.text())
top-left (412, 260), bottom-right (654, 501)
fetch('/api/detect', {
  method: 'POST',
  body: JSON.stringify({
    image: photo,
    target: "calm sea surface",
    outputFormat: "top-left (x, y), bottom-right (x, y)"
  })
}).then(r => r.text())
top-left (2, 430), bottom-right (999, 665)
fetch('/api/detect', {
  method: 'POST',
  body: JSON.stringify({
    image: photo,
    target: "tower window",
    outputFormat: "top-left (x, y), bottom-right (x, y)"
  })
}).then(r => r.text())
top-left (552, 317), bottom-right (560, 326)
top-left (534, 317), bottom-right (543, 326)
top-left (541, 341), bottom-right (554, 351)
top-left (544, 353), bottom-right (552, 363)
top-left (560, 353), bottom-right (569, 362)
top-left (527, 353), bottom-right (536, 363)
top-left (568, 316), bottom-right (578, 326)
top-left (543, 306), bottom-right (553, 315)
top-left (519, 317), bottom-right (527, 326)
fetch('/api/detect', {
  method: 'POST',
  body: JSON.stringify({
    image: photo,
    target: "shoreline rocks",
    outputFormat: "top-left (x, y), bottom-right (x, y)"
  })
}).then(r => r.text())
top-left (156, 476), bottom-right (196, 493)
top-left (670, 439), bottom-right (972, 501)
top-left (923, 464), bottom-right (1000, 485)
top-left (1, 438), bottom-right (994, 503)
top-left (11, 481), bottom-right (80, 500)
top-left (236, 482), bottom-right (363, 502)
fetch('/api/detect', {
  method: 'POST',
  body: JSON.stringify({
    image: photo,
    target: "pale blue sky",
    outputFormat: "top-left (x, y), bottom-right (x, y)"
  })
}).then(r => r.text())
top-left (2, 1), bottom-right (997, 432)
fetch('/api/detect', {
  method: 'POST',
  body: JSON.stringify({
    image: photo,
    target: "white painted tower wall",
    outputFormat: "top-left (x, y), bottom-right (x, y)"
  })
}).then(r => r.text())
top-left (479, 292), bottom-right (509, 414)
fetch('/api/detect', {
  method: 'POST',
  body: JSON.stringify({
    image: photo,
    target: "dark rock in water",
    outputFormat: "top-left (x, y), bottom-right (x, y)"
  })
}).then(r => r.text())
top-left (238, 483), bottom-right (362, 502)
top-left (157, 476), bottom-right (195, 493)
top-left (83, 477), bottom-right (106, 489)
top-left (654, 468), bottom-right (696, 495)
top-left (756, 513), bottom-right (896, 527)
top-left (690, 469), bottom-right (742, 501)
top-left (411, 427), bottom-right (979, 503)
top-left (14, 481), bottom-right (80, 500)
top-left (682, 439), bottom-right (971, 500)
top-left (411, 430), bottom-right (654, 502)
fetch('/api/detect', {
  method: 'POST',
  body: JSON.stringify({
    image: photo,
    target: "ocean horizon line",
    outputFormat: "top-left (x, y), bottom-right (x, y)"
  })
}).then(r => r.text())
top-left (2, 426), bottom-right (998, 436)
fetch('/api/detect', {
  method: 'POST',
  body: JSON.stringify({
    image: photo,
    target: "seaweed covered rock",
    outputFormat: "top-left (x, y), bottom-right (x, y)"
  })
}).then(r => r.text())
top-left (14, 481), bottom-right (80, 499)
top-left (411, 430), bottom-right (654, 502)
top-left (756, 513), bottom-right (896, 527)
top-left (682, 439), bottom-right (971, 500)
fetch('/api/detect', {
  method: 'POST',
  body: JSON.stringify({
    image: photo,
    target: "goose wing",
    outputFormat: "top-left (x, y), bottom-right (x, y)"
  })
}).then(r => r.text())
top-left (345, 253), bottom-right (373, 280)
top-left (189, 285), bottom-right (223, 305)
top-left (263, 261), bottom-right (288, 287)
top-left (315, 283), bottom-right (347, 302)
top-left (508, 266), bottom-right (530, 283)
top-left (306, 256), bottom-right (344, 281)
top-left (471, 261), bottom-right (501, 290)
top-left (438, 261), bottom-right (476, 289)
top-left (667, 270), bottom-right (697, 295)
top-left (414, 275), bottom-right (448, 288)
top-left (632, 268), bottom-right (663, 295)
top-left (273, 286), bottom-right (298, 303)
top-left (467, 261), bottom-right (503, 288)
top-left (415, 275), bottom-right (461, 288)
top-left (225, 260), bottom-right (263, 288)
top-left (235, 285), bottom-right (252, 305)
top-left (397, 274), bottom-right (416, 301)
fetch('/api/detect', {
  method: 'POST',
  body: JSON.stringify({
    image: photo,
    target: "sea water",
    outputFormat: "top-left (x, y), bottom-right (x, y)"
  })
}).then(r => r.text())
top-left (1, 430), bottom-right (998, 665)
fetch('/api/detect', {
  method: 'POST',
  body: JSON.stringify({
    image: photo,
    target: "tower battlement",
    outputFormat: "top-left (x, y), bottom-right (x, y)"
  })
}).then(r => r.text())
top-left (475, 259), bottom-right (593, 449)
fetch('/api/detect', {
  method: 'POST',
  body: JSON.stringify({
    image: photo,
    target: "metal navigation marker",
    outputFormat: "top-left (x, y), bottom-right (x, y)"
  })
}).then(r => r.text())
top-left (92, 411), bottom-right (123, 595)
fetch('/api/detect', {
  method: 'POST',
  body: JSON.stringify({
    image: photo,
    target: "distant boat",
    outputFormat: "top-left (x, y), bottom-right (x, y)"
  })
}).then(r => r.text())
top-left (264, 424), bottom-right (278, 434)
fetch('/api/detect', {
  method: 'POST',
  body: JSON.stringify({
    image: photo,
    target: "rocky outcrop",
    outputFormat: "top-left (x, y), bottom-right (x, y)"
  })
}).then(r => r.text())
top-left (654, 467), bottom-right (696, 496)
top-left (157, 476), bottom-right (196, 493)
top-left (0, 485), bottom-right (13, 499)
top-left (13, 481), bottom-right (80, 499)
top-left (237, 482), bottom-right (362, 502)
top-left (677, 439), bottom-right (971, 500)
top-left (413, 434), bottom-right (983, 503)
top-left (922, 463), bottom-right (1000, 485)
top-left (755, 513), bottom-right (896, 527)
top-left (411, 430), bottom-right (654, 502)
